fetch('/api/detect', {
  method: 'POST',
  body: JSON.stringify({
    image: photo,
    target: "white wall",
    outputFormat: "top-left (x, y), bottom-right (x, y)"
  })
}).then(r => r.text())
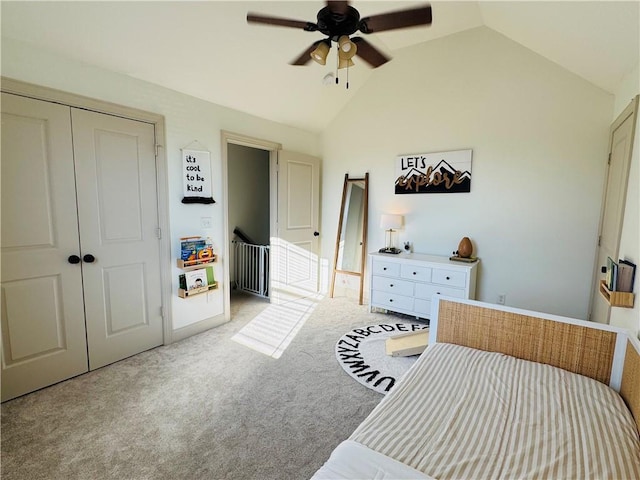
top-left (1, 38), bottom-right (321, 335)
top-left (609, 65), bottom-right (640, 337)
top-left (320, 27), bottom-right (614, 319)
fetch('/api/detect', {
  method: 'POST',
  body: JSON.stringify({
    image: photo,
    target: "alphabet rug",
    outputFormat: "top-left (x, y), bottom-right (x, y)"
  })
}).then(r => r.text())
top-left (335, 321), bottom-right (429, 395)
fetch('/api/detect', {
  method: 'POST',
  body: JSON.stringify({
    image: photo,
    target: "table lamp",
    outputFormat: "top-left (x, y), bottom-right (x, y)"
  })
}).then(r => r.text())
top-left (379, 214), bottom-right (403, 254)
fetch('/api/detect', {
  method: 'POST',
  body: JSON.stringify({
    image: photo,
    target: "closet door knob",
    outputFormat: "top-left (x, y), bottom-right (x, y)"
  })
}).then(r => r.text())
top-left (313, 231), bottom-right (320, 237)
top-left (83, 254), bottom-right (96, 263)
top-left (68, 255), bottom-right (81, 264)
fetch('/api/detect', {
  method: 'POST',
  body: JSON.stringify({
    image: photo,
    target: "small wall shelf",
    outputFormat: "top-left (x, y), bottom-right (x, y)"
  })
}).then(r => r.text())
top-left (178, 282), bottom-right (218, 298)
top-left (177, 256), bottom-right (217, 270)
top-left (599, 280), bottom-right (635, 308)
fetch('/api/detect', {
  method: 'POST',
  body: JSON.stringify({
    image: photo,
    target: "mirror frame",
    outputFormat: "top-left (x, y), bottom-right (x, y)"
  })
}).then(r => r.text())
top-left (330, 173), bottom-right (369, 305)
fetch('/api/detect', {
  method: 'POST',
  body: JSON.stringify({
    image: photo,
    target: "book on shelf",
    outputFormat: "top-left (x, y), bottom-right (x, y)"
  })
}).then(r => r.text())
top-left (606, 257), bottom-right (618, 291)
top-left (617, 259), bottom-right (636, 293)
top-left (180, 236), bottom-right (214, 262)
top-left (179, 266), bottom-right (216, 291)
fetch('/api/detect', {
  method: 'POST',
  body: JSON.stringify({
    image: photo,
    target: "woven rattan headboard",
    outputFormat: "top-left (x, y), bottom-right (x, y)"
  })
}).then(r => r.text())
top-left (434, 299), bottom-right (617, 386)
top-left (621, 340), bottom-right (640, 432)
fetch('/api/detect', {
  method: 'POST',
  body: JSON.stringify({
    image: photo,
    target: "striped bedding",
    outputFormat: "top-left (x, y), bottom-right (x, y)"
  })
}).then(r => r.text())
top-left (349, 342), bottom-right (640, 479)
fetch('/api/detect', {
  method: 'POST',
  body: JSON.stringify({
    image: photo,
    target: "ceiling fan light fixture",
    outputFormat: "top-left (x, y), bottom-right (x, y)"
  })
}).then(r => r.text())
top-left (338, 36), bottom-right (357, 60)
top-left (338, 57), bottom-right (355, 70)
top-left (310, 41), bottom-right (330, 65)
top-left (338, 35), bottom-right (353, 52)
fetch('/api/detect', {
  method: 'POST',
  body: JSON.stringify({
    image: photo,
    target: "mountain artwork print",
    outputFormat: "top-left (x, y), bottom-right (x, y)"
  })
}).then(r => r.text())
top-left (395, 149), bottom-right (472, 194)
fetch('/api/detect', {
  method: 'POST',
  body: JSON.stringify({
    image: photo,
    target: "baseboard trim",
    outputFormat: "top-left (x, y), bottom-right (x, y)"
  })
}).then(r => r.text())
top-left (170, 313), bottom-right (229, 343)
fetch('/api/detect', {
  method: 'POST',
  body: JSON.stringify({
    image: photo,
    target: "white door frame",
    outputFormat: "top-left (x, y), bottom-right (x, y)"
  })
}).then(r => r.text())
top-left (221, 131), bottom-right (282, 316)
top-left (588, 96), bottom-right (638, 322)
top-left (1, 77), bottom-right (174, 344)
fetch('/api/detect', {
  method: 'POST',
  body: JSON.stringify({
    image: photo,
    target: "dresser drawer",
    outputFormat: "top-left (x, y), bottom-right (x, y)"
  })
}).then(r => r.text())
top-left (371, 290), bottom-right (414, 311)
top-left (400, 264), bottom-right (431, 282)
top-left (372, 258), bottom-right (401, 277)
top-left (415, 283), bottom-right (466, 300)
top-left (414, 299), bottom-right (431, 317)
top-left (431, 269), bottom-right (467, 288)
top-left (372, 275), bottom-right (414, 296)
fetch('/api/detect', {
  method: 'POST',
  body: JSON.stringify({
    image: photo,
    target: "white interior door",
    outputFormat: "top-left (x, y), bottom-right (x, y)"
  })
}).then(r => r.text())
top-left (1, 94), bottom-right (88, 401)
top-left (271, 150), bottom-right (321, 304)
top-left (589, 98), bottom-right (637, 323)
top-left (71, 109), bottom-right (163, 370)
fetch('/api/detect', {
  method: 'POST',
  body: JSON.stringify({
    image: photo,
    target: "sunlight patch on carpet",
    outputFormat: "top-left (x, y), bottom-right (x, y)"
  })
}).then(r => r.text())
top-left (232, 295), bottom-right (322, 359)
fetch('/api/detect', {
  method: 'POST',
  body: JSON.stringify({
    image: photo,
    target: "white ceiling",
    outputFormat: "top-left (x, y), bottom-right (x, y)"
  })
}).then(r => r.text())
top-left (2, 1), bottom-right (638, 133)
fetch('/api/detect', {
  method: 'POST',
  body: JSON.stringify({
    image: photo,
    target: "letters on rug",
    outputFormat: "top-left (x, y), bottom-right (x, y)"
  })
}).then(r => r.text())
top-left (335, 322), bottom-right (428, 394)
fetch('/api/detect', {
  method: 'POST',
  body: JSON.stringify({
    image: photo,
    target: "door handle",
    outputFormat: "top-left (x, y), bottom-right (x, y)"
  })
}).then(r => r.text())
top-left (313, 231), bottom-right (320, 237)
top-left (83, 254), bottom-right (96, 263)
top-left (68, 255), bottom-right (81, 264)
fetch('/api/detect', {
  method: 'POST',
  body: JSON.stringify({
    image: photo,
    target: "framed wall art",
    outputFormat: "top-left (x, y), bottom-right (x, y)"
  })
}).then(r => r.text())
top-left (395, 149), bottom-right (472, 194)
top-left (182, 147), bottom-right (215, 204)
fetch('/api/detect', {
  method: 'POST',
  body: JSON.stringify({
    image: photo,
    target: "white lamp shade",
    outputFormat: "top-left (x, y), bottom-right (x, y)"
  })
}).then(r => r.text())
top-left (380, 214), bottom-right (403, 230)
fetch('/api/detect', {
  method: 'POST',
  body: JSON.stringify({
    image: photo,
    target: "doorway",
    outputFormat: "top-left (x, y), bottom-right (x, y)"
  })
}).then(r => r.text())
top-left (228, 143), bottom-right (271, 300)
top-left (221, 132), bottom-right (322, 358)
top-left (222, 132), bottom-right (280, 319)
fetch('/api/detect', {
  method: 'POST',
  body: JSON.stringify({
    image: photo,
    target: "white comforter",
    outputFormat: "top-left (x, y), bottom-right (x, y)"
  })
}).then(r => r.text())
top-left (311, 440), bottom-right (433, 480)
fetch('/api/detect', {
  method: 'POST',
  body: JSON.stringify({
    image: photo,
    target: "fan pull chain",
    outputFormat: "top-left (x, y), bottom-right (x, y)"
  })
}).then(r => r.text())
top-left (346, 63), bottom-right (349, 90)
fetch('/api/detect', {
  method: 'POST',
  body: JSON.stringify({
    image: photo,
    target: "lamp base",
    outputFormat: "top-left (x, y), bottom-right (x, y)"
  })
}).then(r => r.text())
top-left (379, 247), bottom-right (402, 254)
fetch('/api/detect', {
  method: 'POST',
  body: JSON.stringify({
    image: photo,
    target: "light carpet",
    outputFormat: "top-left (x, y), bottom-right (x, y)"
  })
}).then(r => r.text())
top-left (1, 292), bottom-right (393, 480)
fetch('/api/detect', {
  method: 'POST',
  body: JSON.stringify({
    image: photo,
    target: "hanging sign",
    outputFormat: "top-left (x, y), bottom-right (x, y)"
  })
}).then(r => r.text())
top-left (182, 148), bottom-right (215, 204)
top-left (395, 149), bottom-right (472, 194)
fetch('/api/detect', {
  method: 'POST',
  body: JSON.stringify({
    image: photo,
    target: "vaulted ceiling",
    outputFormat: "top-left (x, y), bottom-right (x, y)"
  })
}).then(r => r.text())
top-left (2, 1), bottom-right (638, 132)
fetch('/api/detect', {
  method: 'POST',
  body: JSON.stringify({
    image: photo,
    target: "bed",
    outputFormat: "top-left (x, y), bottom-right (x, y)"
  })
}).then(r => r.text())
top-left (313, 296), bottom-right (640, 479)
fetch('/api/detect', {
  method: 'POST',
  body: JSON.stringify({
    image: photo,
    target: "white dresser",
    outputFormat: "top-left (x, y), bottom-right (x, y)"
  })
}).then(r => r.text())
top-left (369, 252), bottom-right (478, 320)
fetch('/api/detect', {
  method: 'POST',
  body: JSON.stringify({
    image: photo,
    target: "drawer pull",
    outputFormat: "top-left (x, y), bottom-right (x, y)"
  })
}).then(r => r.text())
top-left (389, 299), bottom-right (393, 302)
top-left (413, 272), bottom-right (417, 275)
top-left (390, 284), bottom-right (394, 287)
top-left (446, 276), bottom-right (450, 280)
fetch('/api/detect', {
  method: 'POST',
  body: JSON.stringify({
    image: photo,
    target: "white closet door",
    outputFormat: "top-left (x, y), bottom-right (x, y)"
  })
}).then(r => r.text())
top-left (71, 109), bottom-right (163, 369)
top-left (1, 94), bottom-right (88, 401)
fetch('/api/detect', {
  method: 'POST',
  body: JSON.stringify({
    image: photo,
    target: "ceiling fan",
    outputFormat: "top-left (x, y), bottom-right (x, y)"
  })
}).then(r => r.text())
top-left (246, 1), bottom-right (432, 72)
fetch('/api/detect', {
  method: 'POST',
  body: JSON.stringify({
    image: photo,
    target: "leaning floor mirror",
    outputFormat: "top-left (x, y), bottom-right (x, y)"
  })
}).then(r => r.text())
top-left (330, 173), bottom-right (369, 305)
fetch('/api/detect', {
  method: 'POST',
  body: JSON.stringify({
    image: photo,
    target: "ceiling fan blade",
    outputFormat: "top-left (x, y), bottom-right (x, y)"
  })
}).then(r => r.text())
top-left (358, 4), bottom-right (432, 34)
top-left (351, 37), bottom-right (390, 68)
top-left (247, 13), bottom-right (318, 31)
top-left (326, 1), bottom-right (350, 15)
top-left (290, 42), bottom-right (320, 66)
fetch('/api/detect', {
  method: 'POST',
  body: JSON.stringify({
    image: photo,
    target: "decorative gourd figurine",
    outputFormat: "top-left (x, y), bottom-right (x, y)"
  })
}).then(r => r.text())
top-left (457, 237), bottom-right (473, 258)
